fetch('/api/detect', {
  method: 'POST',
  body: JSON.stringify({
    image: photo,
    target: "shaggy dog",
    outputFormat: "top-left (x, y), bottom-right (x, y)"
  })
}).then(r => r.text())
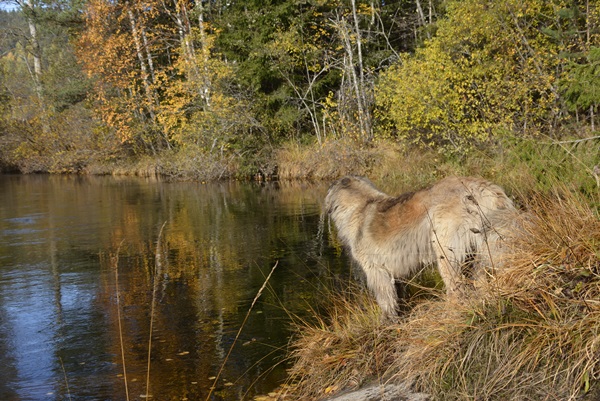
top-left (325, 176), bottom-right (517, 317)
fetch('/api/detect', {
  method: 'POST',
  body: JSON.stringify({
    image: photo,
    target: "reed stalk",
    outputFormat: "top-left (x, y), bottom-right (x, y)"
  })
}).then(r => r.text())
top-left (205, 261), bottom-right (279, 401)
top-left (59, 356), bottom-right (72, 401)
top-left (145, 221), bottom-right (168, 399)
top-left (112, 241), bottom-right (130, 401)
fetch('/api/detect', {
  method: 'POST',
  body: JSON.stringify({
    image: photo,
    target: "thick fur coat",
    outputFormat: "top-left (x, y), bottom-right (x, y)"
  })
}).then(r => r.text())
top-left (325, 176), bottom-right (517, 317)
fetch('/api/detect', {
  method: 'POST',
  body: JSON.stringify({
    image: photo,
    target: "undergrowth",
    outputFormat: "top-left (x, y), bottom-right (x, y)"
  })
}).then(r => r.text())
top-left (276, 132), bottom-right (598, 206)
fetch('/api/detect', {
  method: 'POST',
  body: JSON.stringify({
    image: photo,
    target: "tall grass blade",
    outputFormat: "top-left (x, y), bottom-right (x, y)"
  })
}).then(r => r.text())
top-left (113, 241), bottom-right (129, 401)
top-left (205, 261), bottom-right (279, 401)
top-left (145, 221), bottom-right (168, 399)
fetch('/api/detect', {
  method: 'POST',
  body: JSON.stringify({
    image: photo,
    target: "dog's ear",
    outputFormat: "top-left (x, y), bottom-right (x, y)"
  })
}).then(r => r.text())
top-left (341, 177), bottom-right (351, 187)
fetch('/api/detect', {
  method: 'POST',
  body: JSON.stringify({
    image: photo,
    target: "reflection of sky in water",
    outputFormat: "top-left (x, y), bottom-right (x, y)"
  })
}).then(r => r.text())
top-left (1, 213), bottom-right (48, 246)
top-left (2, 265), bottom-right (57, 399)
top-left (0, 258), bottom-right (112, 400)
top-left (0, 204), bottom-right (104, 399)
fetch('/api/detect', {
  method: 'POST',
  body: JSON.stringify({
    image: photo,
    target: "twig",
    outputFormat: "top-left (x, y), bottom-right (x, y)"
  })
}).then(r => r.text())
top-left (551, 135), bottom-right (600, 145)
top-left (145, 221), bottom-right (168, 399)
top-left (204, 261), bottom-right (279, 401)
top-left (59, 356), bottom-right (72, 401)
top-left (113, 240), bottom-right (130, 401)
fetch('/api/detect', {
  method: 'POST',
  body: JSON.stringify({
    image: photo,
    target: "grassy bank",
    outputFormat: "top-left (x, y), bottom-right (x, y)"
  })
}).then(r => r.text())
top-left (278, 186), bottom-right (600, 401)
top-left (6, 129), bottom-right (598, 199)
top-left (267, 135), bottom-right (600, 400)
top-left (277, 134), bottom-right (599, 200)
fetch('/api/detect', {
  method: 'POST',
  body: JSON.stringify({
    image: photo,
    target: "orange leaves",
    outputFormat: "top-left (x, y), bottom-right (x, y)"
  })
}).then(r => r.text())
top-left (77, 0), bottom-right (180, 148)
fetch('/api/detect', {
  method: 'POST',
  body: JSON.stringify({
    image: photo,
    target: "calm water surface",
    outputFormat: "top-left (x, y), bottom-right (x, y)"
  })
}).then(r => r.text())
top-left (0, 175), bottom-right (351, 401)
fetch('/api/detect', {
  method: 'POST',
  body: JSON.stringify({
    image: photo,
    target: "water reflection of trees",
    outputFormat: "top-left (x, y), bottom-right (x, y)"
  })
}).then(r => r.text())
top-left (0, 175), bottom-right (350, 400)
top-left (92, 179), bottom-right (347, 400)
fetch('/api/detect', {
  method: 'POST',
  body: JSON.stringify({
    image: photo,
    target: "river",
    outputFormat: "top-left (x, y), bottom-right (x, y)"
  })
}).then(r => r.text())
top-left (0, 174), bottom-right (352, 401)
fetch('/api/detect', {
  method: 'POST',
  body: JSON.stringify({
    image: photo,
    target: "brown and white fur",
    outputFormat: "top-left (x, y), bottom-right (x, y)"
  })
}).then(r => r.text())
top-left (325, 176), bottom-right (517, 317)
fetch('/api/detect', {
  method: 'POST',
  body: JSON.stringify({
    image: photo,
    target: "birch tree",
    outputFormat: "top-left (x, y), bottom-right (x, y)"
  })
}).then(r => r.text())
top-left (78, 0), bottom-right (175, 153)
top-left (17, 0), bottom-right (43, 103)
top-left (331, 1), bottom-right (374, 142)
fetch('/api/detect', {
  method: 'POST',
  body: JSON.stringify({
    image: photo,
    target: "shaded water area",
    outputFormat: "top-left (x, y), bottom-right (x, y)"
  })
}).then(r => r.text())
top-left (0, 175), bottom-right (352, 400)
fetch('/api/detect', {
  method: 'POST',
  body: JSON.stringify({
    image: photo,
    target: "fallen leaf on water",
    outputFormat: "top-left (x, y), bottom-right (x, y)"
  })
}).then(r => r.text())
top-left (243, 338), bottom-right (257, 346)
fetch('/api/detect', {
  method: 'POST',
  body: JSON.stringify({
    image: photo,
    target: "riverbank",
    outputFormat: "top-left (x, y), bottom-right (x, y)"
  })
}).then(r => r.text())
top-left (250, 135), bottom-right (599, 401)
top-left (13, 133), bottom-right (596, 200)
top-left (264, 183), bottom-right (600, 401)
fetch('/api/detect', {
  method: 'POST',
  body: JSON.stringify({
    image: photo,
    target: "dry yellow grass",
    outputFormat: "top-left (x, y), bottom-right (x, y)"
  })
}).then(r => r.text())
top-left (275, 140), bottom-right (376, 180)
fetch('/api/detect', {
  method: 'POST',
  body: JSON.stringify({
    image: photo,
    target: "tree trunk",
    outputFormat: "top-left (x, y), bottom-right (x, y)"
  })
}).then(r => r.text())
top-left (337, 10), bottom-right (372, 143)
top-left (23, 0), bottom-right (43, 102)
top-left (127, 6), bottom-right (154, 114)
top-left (197, 2), bottom-right (211, 107)
top-left (18, 0), bottom-right (49, 132)
top-left (350, 0), bottom-right (372, 142)
top-left (126, 3), bottom-right (171, 151)
top-left (415, 0), bottom-right (430, 39)
top-left (141, 26), bottom-right (156, 83)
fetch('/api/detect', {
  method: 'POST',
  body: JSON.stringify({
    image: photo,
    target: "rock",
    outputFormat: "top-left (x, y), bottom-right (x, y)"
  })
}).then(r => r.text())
top-left (323, 383), bottom-right (430, 401)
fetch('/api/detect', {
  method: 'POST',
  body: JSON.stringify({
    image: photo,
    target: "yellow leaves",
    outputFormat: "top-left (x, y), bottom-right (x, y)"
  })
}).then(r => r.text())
top-left (156, 34), bottom-right (244, 148)
top-left (324, 385), bottom-right (339, 394)
top-left (375, 0), bottom-right (566, 153)
top-left (376, 47), bottom-right (483, 151)
top-left (323, 91), bottom-right (337, 109)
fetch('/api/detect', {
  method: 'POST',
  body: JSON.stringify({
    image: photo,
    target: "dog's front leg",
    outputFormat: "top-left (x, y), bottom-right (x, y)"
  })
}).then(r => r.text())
top-left (364, 265), bottom-right (399, 319)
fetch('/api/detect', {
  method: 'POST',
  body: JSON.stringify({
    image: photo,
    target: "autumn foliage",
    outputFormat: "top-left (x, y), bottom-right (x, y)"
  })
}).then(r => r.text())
top-left (0, 0), bottom-right (599, 174)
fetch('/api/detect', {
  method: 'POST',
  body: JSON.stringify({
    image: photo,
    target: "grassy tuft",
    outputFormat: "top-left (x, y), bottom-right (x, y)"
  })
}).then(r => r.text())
top-left (284, 285), bottom-right (398, 399)
top-left (284, 185), bottom-right (600, 400)
top-left (276, 140), bottom-right (378, 180)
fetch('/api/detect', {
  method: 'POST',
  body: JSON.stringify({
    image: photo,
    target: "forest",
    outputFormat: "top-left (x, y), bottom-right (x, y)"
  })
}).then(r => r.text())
top-left (0, 0), bottom-right (599, 179)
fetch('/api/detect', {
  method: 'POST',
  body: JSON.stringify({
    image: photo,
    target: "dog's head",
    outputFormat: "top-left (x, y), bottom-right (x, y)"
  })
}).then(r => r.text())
top-left (325, 176), bottom-right (380, 214)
